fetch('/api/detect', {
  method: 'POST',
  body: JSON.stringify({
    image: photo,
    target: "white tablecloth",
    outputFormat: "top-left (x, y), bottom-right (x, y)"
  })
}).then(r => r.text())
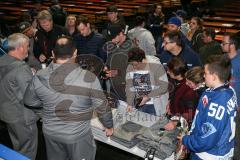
top-left (91, 101), bottom-right (175, 160)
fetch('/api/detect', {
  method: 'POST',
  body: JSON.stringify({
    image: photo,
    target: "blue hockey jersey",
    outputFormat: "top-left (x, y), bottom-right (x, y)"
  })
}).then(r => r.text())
top-left (182, 84), bottom-right (237, 160)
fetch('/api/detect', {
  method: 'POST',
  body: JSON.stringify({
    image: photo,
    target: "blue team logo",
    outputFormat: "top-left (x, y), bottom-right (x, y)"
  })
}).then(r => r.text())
top-left (201, 122), bottom-right (217, 138)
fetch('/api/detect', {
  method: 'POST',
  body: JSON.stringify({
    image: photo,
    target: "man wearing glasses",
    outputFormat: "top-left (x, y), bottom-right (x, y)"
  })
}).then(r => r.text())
top-left (221, 33), bottom-right (240, 160)
top-left (159, 30), bottom-right (202, 69)
top-left (157, 16), bottom-right (191, 55)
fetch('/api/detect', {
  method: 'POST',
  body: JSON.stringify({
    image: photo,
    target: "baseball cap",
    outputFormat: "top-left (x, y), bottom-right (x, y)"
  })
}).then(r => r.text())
top-left (168, 17), bottom-right (181, 27)
top-left (18, 22), bottom-right (32, 33)
top-left (173, 10), bottom-right (187, 19)
top-left (107, 24), bottom-right (125, 40)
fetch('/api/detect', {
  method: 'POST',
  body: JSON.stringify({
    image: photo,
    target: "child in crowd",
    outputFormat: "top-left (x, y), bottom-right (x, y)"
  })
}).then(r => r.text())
top-left (126, 47), bottom-right (169, 116)
top-left (180, 55), bottom-right (237, 160)
top-left (185, 66), bottom-right (206, 98)
top-left (164, 57), bottom-right (198, 130)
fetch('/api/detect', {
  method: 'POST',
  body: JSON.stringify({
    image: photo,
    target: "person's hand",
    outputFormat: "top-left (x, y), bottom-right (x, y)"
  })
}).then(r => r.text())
top-left (177, 133), bottom-right (184, 142)
top-left (164, 120), bottom-right (178, 131)
top-left (103, 66), bottom-right (111, 78)
top-left (139, 95), bottom-right (150, 106)
top-left (105, 128), bottom-right (113, 137)
top-left (103, 66), bottom-right (108, 72)
top-left (30, 67), bottom-right (37, 75)
top-left (106, 70), bottom-right (118, 78)
top-left (39, 54), bottom-right (46, 62)
top-left (126, 105), bottom-right (133, 112)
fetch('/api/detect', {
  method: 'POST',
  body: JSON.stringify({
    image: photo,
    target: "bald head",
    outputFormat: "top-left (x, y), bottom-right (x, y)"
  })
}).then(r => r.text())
top-left (56, 37), bottom-right (68, 45)
top-left (53, 36), bottom-right (77, 60)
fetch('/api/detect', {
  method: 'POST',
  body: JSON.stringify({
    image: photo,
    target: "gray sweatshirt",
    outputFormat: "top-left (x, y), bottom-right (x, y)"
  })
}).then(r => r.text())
top-left (128, 27), bottom-right (156, 56)
top-left (125, 56), bottom-right (169, 116)
top-left (24, 62), bottom-right (113, 143)
top-left (0, 54), bottom-right (38, 124)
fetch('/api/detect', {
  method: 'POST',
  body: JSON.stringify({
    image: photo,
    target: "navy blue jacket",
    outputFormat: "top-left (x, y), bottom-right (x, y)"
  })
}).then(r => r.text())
top-left (157, 31), bottom-right (191, 55)
top-left (159, 45), bottom-right (202, 69)
top-left (74, 31), bottom-right (106, 62)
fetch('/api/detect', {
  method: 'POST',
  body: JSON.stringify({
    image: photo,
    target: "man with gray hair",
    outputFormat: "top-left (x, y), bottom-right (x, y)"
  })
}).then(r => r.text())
top-left (0, 33), bottom-right (38, 159)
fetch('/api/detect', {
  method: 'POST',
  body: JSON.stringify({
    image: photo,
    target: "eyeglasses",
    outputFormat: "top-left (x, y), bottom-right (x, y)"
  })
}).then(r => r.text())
top-left (221, 42), bottom-right (231, 46)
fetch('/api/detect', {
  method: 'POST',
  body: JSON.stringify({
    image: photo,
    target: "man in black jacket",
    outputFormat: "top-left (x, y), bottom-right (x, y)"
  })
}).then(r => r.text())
top-left (74, 16), bottom-right (106, 62)
top-left (34, 10), bottom-right (68, 64)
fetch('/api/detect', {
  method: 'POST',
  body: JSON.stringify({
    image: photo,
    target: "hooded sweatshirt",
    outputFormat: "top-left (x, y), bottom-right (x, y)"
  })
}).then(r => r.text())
top-left (0, 54), bottom-right (37, 124)
top-left (128, 27), bottom-right (156, 56)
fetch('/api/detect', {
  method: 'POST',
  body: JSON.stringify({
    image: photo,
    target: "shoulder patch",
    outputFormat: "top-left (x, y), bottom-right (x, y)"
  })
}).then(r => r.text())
top-left (202, 95), bottom-right (208, 107)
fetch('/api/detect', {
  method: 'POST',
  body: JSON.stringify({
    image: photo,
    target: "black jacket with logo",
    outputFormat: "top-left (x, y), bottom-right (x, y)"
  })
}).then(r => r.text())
top-left (34, 24), bottom-right (68, 61)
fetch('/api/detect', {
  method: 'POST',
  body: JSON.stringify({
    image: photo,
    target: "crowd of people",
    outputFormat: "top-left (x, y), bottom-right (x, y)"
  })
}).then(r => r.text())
top-left (0, 1), bottom-right (240, 160)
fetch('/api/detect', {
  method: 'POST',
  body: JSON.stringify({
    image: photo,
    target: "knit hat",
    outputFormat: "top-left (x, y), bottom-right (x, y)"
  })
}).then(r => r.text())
top-left (18, 22), bottom-right (31, 33)
top-left (173, 10), bottom-right (187, 19)
top-left (107, 24), bottom-right (125, 40)
top-left (168, 17), bottom-right (181, 27)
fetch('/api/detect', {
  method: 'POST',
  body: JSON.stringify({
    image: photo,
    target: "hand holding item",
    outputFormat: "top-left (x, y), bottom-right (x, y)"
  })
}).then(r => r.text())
top-left (164, 120), bottom-right (178, 131)
top-left (105, 69), bottom-right (118, 78)
top-left (177, 133), bottom-right (183, 142)
top-left (138, 95), bottom-right (150, 106)
top-left (126, 104), bottom-right (133, 112)
top-left (105, 128), bottom-right (114, 137)
top-left (102, 65), bottom-right (118, 78)
top-left (100, 66), bottom-right (109, 79)
top-left (99, 70), bottom-right (108, 80)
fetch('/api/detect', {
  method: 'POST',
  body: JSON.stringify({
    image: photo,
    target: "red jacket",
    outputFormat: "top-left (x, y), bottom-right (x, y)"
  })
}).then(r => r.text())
top-left (170, 79), bottom-right (198, 123)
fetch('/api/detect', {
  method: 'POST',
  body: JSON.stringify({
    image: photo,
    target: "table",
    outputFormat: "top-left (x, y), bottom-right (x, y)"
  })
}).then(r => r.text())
top-left (203, 21), bottom-right (235, 28)
top-left (91, 101), bottom-right (175, 160)
top-left (203, 16), bottom-right (240, 23)
top-left (215, 12), bottom-right (240, 18)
